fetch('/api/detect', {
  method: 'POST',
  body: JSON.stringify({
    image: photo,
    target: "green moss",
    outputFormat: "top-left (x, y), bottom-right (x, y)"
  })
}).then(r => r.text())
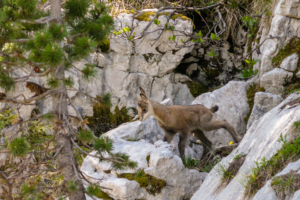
top-left (146, 155), bottom-right (150, 166)
top-left (86, 94), bottom-right (133, 137)
top-left (86, 184), bottom-right (112, 199)
top-left (117, 170), bottom-right (166, 195)
top-left (188, 81), bottom-right (208, 98)
top-left (272, 37), bottom-right (300, 67)
top-left (245, 135), bottom-right (300, 196)
top-left (135, 12), bottom-right (155, 21)
top-left (244, 83), bottom-right (264, 124)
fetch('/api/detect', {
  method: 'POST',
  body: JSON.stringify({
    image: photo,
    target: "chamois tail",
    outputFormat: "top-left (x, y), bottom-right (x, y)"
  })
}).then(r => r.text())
top-left (210, 105), bottom-right (219, 113)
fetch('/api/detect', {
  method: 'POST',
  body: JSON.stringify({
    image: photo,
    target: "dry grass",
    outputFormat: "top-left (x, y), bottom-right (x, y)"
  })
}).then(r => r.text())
top-left (221, 154), bottom-right (246, 185)
top-left (271, 171), bottom-right (300, 200)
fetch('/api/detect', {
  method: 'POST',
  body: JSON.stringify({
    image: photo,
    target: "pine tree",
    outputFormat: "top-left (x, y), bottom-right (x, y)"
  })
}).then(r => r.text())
top-left (0, 0), bottom-right (136, 199)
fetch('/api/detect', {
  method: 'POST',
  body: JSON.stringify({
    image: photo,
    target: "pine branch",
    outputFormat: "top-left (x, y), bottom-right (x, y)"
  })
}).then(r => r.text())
top-left (19, 17), bottom-right (59, 25)
top-left (0, 89), bottom-right (57, 105)
top-left (70, 138), bottom-right (124, 164)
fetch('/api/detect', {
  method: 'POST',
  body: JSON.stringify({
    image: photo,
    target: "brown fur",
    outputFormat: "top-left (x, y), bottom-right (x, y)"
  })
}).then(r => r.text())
top-left (137, 87), bottom-right (242, 159)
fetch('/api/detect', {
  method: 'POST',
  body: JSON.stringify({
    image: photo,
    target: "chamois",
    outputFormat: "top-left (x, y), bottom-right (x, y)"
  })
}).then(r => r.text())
top-left (136, 87), bottom-right (242, 159)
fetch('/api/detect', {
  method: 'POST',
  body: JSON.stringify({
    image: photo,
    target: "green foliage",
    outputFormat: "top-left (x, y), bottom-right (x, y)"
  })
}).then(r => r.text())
top-left (111, 152), bottom-right (138, 170)
top-left (93, 137), bottom-right (113, 154)
top-left (48, 24), bottom-right (68, 42)
top-left (154, 19), bottom-right (160, 25)
top-left (77, 129), bottom-right (95, 145)
top-left (0, 72), bottom-right (15, 92)
top-left (146, 155), bottom-right (150, 165)
top-left (9, 137), bottom-right (30, 157)
top-left (168, 35), bottom-right (176, 41)
top-left (242, 67), bottom-right (258, 78)
top-left (34, 30), bottom-right (52, 49)
top-left (164, 22), bottom-right (175, 31)
top-left (74, 36), bottom-right (97, 58)
top-left (98, 38), bottom-right (110, 52)
top-left (86, 94), bottom-right (133, 137)
top-left (241, 15), bottom-right (258, 38)
top-left (182, 157), bottom-right (200, 169)
top-left (63, 77), bottom-right (74, 88)
top-left (220, 154), bottom-right (246, 184)
top-left (272, 37), bottom-right (300, 67)
top-left (46, 77), bottom-right (60, 89)
top-left (271, 172), bottom-right (300, 200)
top-left (187, 81), bottom-right (208, 98)
top-left (117, 170), bottom-right (166, 195)
top-left (43, 112), bottom-right (54, 120)
top-left (21, 183), bottom-right (35, 196)
top-left (210, 33), bottom-right (220, 41)
top-left (208, 48), bottom-right (217, 57)
top-left (0, 108), bottom-right (18, 130)
top-left (65, 0), bottom-right (90, 20)
top-left (294, 121), bottom-right (300, 129)
top-left (85, 184), bottom-right (112, 199)
top-left (41, 44), bottom-right (64, 67)
top-left (81, 64), bottom-right (97, 80)
top-left (245, 135), bottom-right (300, 196)
top-left (67, 180), bottom-right (78, 193)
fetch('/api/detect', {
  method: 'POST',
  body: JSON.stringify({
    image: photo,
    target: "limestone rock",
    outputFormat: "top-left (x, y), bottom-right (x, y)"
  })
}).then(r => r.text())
top-left (192, 81), bottom-right (250, 146)
top-left (191, 93), bottom-right (300, 200)
top-left (186, 63), bottom-right (198, 76)
top-left (280, 53), bottom-right (299, 72)
top-left (81, 138), bottom-right (206, 200)
top-left (260, 68), bottom-right (293, 94)
top-left (247, 92), bottom-right (283, 129)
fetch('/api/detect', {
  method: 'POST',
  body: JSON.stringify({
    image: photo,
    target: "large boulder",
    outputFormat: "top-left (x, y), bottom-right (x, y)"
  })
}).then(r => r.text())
top-left (191, 93), bottom-right (300, 200)
top-left (280, 53), bottom-right (299, 72)
top-left (247, 92), bottom-right (283, 129)
top-left (81, 134), bottom-right (206, 200)
top-left (192, 81), bottom-right (250, 146)
top-left (260, 68), bottom-right (293, 94)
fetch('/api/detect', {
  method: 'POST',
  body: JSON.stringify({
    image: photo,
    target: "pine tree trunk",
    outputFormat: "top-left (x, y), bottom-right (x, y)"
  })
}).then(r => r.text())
top-left (51, 1), bottom-right (86, 199)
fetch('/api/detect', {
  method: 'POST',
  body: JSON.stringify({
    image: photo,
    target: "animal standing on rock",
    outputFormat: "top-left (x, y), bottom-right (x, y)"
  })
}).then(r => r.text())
top-left (137, 87), bottom-right (242, 159)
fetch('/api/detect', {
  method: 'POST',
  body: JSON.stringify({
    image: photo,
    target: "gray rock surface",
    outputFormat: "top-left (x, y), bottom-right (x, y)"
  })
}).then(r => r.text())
top-left (191, 93), bottom-right (300, 200)
top-left (260, 68), bottom-right (293, 94)
top-left (280, 53), bottom-right (299, 72)
top-left (247, 92), bottom-right (282, 129)
top-left (192, 81), bottom-right (250, 146)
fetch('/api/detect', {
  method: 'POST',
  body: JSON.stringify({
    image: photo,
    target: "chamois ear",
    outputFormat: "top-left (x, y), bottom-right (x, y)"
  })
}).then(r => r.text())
top-left (139, 87), bottom-right (148, 102)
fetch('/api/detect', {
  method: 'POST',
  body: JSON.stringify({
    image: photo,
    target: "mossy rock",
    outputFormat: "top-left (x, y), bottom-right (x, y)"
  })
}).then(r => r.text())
top-left (135, 12), bottom-right (155, 21)
top-left (188, 81), bottom-right (208, 98)
top-left (135, 11), bottom-right (192, 23)
top-left (117, 170), bottom-right (166, 195)
top-left (273, 37), bottom-right (300, 67)
top-left (244, 83), bottom-right (265, 124)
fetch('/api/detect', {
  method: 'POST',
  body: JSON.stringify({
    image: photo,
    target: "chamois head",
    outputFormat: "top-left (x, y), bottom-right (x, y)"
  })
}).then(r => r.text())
top-left (137, 87), bottom-right (154, 122)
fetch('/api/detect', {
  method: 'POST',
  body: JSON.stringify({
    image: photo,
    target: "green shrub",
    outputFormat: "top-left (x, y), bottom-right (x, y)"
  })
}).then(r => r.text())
top-left (86, 93), bottom-right (133, 137)
top-left (188, 81), bottom-right (208, 98)
top-left (245, 134), bottom-right (300, 196)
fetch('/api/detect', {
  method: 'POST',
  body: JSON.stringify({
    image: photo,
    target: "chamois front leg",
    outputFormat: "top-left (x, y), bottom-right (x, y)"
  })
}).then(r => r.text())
top-left (178, 133), bottom-right (188, 158)
top-left (202, 120), bottom-right (242, 143)
top-left (159, 124), bottom-right (176, 143)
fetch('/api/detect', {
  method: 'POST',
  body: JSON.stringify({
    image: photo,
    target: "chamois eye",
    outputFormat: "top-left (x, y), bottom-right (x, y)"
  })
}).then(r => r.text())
top-left (142, 109), bottom-right (146, 112)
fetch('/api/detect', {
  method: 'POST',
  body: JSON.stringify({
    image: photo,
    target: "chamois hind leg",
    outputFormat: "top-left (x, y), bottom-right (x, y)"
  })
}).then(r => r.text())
top-left (178, 133), bottom-right (189, 158)
top-left (193, 129), bottom-right (212, 159)
top-left (202, 120), bottom-right (242, 143)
